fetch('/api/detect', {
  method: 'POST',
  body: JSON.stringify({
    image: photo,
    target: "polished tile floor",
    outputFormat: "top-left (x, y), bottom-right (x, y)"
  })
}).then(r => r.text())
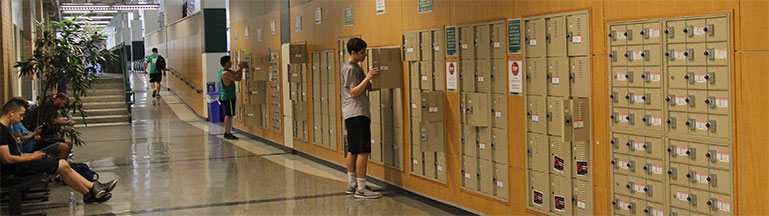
top-left (14, 74), bottom-right (454, 215)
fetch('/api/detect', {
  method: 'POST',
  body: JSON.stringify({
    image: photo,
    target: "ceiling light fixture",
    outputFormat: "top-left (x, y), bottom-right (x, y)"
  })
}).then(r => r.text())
top-left (60, 4), bottom-right (160, 12)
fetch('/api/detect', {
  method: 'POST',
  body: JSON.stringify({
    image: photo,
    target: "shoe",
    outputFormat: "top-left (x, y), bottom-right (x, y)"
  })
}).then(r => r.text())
top-left (89, 181), bottom-right (108, 199)
top-left (152, 90), bottom-right (157, 98)
top-left (97, 179), bottom-right (117, 193)
top-left (354, 187), bottom-right (382, 199)
top-left (224, 133), bottom-right (240, 140)
top-left (346, 185), bottom-right (372, 195)
top-left (84, 192), bottom-right (112, 204)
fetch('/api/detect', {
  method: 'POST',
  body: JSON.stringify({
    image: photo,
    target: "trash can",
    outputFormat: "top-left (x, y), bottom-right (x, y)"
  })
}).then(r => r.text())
top-left (207, 92), bottom-right (222, 123)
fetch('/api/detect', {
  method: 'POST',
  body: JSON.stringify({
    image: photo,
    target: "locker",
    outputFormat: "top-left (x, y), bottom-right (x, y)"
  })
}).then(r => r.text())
top-left (383, 126), bottom-right (395, 166)
top-left (706, 91), bottom-right (729, 115)
top-left (476, 59), bottom-right (491, 93)
top-left (626, 108), bottom-right (640, 130)
top-left (421, 31), bottom-right (434, 61)
top-left (667, 89), bottom-right (689, 112)
top-left (610, 108), bottom-right (629, 129)
top-left (527, 133), bottom-right (548, 172)
top-left (611, 87), bottom-right (628, 108)
top-left (493, 162), bottom-right (508, 200)
top-left (670, 185), bottom-right (693, 210)
top-left (468, 93), bottom-right (490, 127)
top-left (626, 134), bottom-right (646, 158)
top-left (665, 43), bottom-right (688, 66)
top-left (690, 188), bottom-right (711, 214)
top-left (627, 155), bottom-right (646, 178)
top-left (644, 137), bottom-right (664, 160)
top-left (668, 139), bottom-right (691, 164)
top-left (549, 135), bottom-right (570, 176)
top-left (689, 90), bottom-right (708, 113)
top-left (667, 111), bottom-right (688, 135)
top-left (289, 64), bottom-right (302, 83)
top-left (424, 151), bottom-right (436, 179)
top-left (611, 153), bottom-right (630, 175)
top-left (492, 128), bottom-right (508, 164)
top-left (643, 44), bottom-right (661, 66)
top-left (626, 67), bottom-right (643, 88)
top-left (643, 88), bottom-right (662, 110)
top-left (626, 45), bottom-right (644, 66)
top-left (320, 52), bottom-right (328, 82)
top-left (641, 22), bottom-right (662, 45)
top-left (626, 178), bottom-right (647, 200)
top-left (476, 24), bottom-right (491, 59)
top-left (643, 110), bottom-right (665, 132)
top-left (433, 30), bottom-right (445, 61)
top-left (479, 159), bottom-right (494, 195)
top-left (526, 58), bottom-right (547, 96)
top-left (528, 170), bottom-right (550, 210)
top-left (411, 90), bottom-right (422, 120)
top-left (567, 57), bottom-right (590, 98)
top-left (643, 158), bottom-right (665, 182)
top-left (460, 60), bottom-right (476, 92)
top-left (404, 31), bottom-right (419, 61)
top-left (463, 126), bottom-right (478, 157)
top-left (411, 140), bottom-right (423, 175)
top-left (547, 97), bottom-right (572, 139)
top-left (685, 19), bottom-right (707, 43)
top-left (418, 122), bottom-right (428, 150)
top-left (667, 66), bottom-right (688, 90)
top-left (572, 141), bottom-right (590, 181)
top-left (434, 61), bottom-right (446, 91)
top-left (670, 207), bottom-right (691, 216)
top-left (704, 42), bottom-right (729, 66)
top-left (289, 83), bottom-right (299, 101)
top-left (321, 59), bottom-right (330, 85)
top-left (707, 144), bottom-right (731, 170)
top-left (709, 167), bottom-right (731, 195)
top-left (665, 20), bottom-right (687, 43)
top-left (392, 89), bottom-right (404, 128)
top-left (491, 23), bottom-right (506, 58)
top-left (370, 124), bottom-right (382, 162)
top-left (625, 24), bottom-right (643, 45)
top-left (322, 86), bottom-right (330, 116)
top-left (629, 198), bottom-right (646, 216)
top-left (525, 19), bottom-right (546, 58)
top-left (669, 162), bottom-right (690, 187)
top-left (329, 117), bottom-right (337, 149)
top-left (686, 43), bottom-right (707, 66)
top-left (706, 17), bottom-right (729, 42)
top-left (491, 59), bottom-right (507, 93)
top-left (478, 127), bottom-right (492, 161)
top-left (368, 48), bottom-right (404, 89)
top-left (708, 193), bottom-right (732, 216)
top-left (429, 91), bottom-right (445, 122)
top-left (572, 179), bottom-right (592, 215)
top-left (313, 83), bottom-right (321, 113)
top-left (381, 90), bottom-right (394, 125)
top-left (243, 105), bottom-right (262, 128)
top-left (689, 165), bottom-right (711, 191)
top-left (546, 16), bottom-right (566, 57)
top-left (369, 91), bottom-right (381, 124)
top-left (550, 174), bottom-right (572, 215)
top-left (643, 66), bottom-right (663, 89)
top-left (459, 92), bottom-right (466, 124)
top-left (436, 152), bottom-right (446, 181)
top-left (420, 61), bottom-right (433, 90)
top-left (426, 122), bottom-right (445, 152)
top-left (547, 57), bottom-right (570, 97)
top-left (612, 66), bottom-right (629, 87)
top-left (612, 195), bottom-right (635, 215)
top-left (492, 94), bottom-right (507, 129)
top-left (610, 46), bottom-right (628, 66)
top-left (460, 26), bottom-right (476, 60)
top-left (313, 115), bottom-right (322, 144)
top-left (708, 66), bottom-right (729, 91)
top-left (409, 62), bottom-right (420, 89)
top-left (613, 174), bottom-right (630, 196)
top-left (566, 14), bottom-right (589, 56)
top-left (463, 156), bottom-right (479, 190)
top-left (609, 25), bottom-right (628, 46)
top-left (327, 84), bottom-right (336, 114)
top-left (626, 88), bottom-right (645, 109)
top-left (643, 201), bottom-right (665, 216)
top-left (689, 113), bottom-right (709, 136)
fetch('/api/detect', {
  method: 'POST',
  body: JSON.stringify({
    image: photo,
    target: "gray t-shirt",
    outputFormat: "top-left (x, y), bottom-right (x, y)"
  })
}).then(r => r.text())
top-left (340, 61), bottom-right (370, 120)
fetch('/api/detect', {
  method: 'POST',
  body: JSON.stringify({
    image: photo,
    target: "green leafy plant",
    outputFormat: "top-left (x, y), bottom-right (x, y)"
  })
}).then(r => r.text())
top-left (14, 17), bottom-right (116, 146)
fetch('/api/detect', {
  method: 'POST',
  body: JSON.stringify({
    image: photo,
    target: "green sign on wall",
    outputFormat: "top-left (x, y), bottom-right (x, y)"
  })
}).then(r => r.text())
top-left (418, 0), bottom-right (433, 13)
top-left (445, 26), bottom-right (457, 57)
top-left (507, 19), bottom-right (521, 54)
top-left (344, 8), bottom-right (353, 26)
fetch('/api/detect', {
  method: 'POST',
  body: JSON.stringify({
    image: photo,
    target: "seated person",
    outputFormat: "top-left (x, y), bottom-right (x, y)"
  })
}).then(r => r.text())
top-left (0, 98), bottom-right (117, 203)
top-left (9, 99), bottom-right (71, 159)
top-left (24, 94), bottom-right (75, 141)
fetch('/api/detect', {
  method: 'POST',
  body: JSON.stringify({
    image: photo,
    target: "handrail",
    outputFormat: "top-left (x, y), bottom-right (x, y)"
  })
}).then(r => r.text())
top-left (117, 42), bottom-right (135, 122)
top-left (166, 68), bottom-right (203, 94)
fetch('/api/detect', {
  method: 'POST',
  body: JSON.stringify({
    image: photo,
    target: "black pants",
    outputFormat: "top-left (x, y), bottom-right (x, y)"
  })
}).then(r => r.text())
top-left (344, 116), bottom-right (371, 155)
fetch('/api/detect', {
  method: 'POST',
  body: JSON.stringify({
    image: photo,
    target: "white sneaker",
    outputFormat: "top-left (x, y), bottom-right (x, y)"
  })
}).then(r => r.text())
top-left (346, 185), bottom-right (372, 195)
top-left (354, 187), bottom-right (382, 199)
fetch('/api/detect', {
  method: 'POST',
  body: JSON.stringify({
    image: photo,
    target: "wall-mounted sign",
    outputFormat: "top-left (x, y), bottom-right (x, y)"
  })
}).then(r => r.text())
top-left (344, 8), bottom-right (354, 26)
top-left (507, 19), bottom-right (521, 54)
top-left (445, 26), bottom-right (457, 57)
top-left (446, 61), bottom-right (457, 92)
top-left (509, 60), bottom-right (522, 95)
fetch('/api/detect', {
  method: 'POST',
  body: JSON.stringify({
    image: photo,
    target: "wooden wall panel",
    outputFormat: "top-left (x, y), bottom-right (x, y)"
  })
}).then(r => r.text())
top-left (736, 52), bottom-right (769, 215)
top-left (739, 0), bottom-right (769, 50)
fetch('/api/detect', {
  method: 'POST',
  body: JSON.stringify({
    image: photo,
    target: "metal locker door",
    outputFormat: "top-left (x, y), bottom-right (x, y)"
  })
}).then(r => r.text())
top-left (645, 180), bottom-right (664, 204)
top-left (627, 109), bottom-right (643, 131)
top-left (642, 44), bottom-right (661, 66)
top-left (665, 43), bottom-right (688, 66)
top-left (410, 61), bottom-right (420, 89)
top-left (525, 19), bottom-right (545, 58)
top-left (491, 23), bottom-right (506, 58)
top-left (643, 158), bottom-right (665, 182)
top-left (641, 22), bottom-right (662, 45)
top-left (549, 135), bottom-right (570, 176)
top-left (460, 26), bottom-right (476, 60)
top-left (528, 170), bottom-right (550, 210)
top-left (626, 88), bottom-right (645, 109)
top-left (706, 90), bottom-right (729, 115)
top-left (688, 90), bottom-right (708, 113)
top-left (670, 185), bottom-right (693, 210)
top-left (491, 59), bottom-right (507, 94)
top-left (392, 127), bottom-right (403, 166)
top-left (625, 67), bottom-right (643, 89)
top-left (664, 20), bottom-right (687, 44)
top-left (547, 57), bottom-right (570, 97)
top-left (433, 30), bottom-right (445, 61)
top-left (687, 43), bottom-right (707, 66)
top-left (667, 66), bottom-right (688, 90)
top-left (643, 66), bottom-right (663, 88)
top-left (528, 96), bottom-right (548, 134)
top-left (644, 88), bottom-right (663, 111)
top-left (459, 92), bottom-right (466, 124)
top-left (708, 114), bottom-right (730, 139)
top-left (528, 133), bottom-right (548, 172)
top-left (668, 139), bottom-right (691, 164)
top-left (690, 189), bottom-right (711, 215)
top-left (322, 115), bottom-right (330, 146)
top-left (463, 126), bottom-right (478, 157)
top-left (436, 152), bottom-right (446, 181)
top-left (492, 128), bottom-right (508, 164)
top-left (410, 89), bottom-right (422, 121)
top-left (612, 195), bottom-right (635, 215)
top-left (626, 178), bottom-right (647, 200)
top-left (644, 137), bottom-right (664, 160)
top-left (669, 162), bottom-right (691, 187)
top-left (329, 116), bottom-right (337, 149)
top-left (369, 91), bottom-right (381, 124)
top-left (313, 53), bottom-right (320, 83)
top-left (479, 159), bottom-right (493, 195)
top-left (572, 179), bottom-right (592, 215)
top-left (526, 58), bottom-right (546, 96)
top-left (566, 14), bottom-right (588, 56)
top-left (610, 46), bottom-right (628, 66)
top-left (570, 57), bottom-right (590, 98)
top-left (707, 66), bottom-right (729, 91)
top-left (476, 59), bottom-right (491, 93)
top-left (685, 19), bottom-right (707, 43)
top-left (627, 155), bottom-right (645, 178)
top-left (492, 94), bottom-right (507, 129)
top-left (609, 25), bottom-right (628, 46)
top-left (411, 137), bottom-right (423, 175)
top-left (610, 132), bottom-right (628, 155)
top-left (611, 87), bottom-right (628, 108)
top-left (418, 121), bottom-right (429, 152)
top-left (546, 16), bottom-right (566, 57)
top-left (313, 114), bottom-right (322, 144)
top-left (626, 45), bottom-right (644, 66)
top-left (434, 61), bottom-right (446, 91)
top-left (667, 89), bottom-right (689, 112)
top-left (706, 17), bottom-right (729, 42)
top-left (547, 96), bottom-right (572, 140)
top-left (550, 174), bottom-right (572, 215)
top-left (460, 60), bottom-right (476, 92)
top-left (626, 135), bottom-right (646, 158)
top-left (670, 207), bottom-right (691, 216)
top-left (370, 124), bottom-right (382, 162)
top-left (392, 89), bottom-right (404, 128)
top-left (610, 107), bottom-right (628, 129)
top-left (313, 83), bottom-right (321, 113)
top-left (612, 154), bottom-right (632, 176)
top-left (421, 31), bottom-right (433, 61)
top-left (493, 162), bottom-right (508, 200)
top-left (689, 113), bottom-right (709, 136)
top-left (404, 32), bottom-right (419, 61)
top-left (707, 144), bottom-right (731, 170)
top-left (470, 93), bottom-right (490, 127)
top-left (571, 99), bottom-right (590, 141)
top-left (476, 24), bottom-right (491, 59)
top-left (704, 42), bottom-right (729, 66)
top-left (613, 174), bottom-right (629, 196)
top-left (420, 61), bottom-right (433, 90)
top-left (689, 165), bottom-right (710, 191)
top-left (625, 24), bottom-right (643, 45)
top-left (463, 156), bottom-right (479, 190)
top-left (478, 127), bottom-right (492, 161)
top-left (612, 66), bottom-right (629, 87)
top-left (709, 192), bottom-right (732, 216)
top-left (630, 198), bottom-right (647, 216)
top-left (424, 151), bottom-right (436, 179)
top-left (383, 126), bottom-right (395, 166)
top-left (572, 141), bottom-right (590, 181)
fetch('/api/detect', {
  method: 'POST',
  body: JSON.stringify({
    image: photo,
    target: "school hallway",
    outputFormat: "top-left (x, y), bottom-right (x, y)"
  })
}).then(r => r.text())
top-left (14, 74), bottom-right (457, 215)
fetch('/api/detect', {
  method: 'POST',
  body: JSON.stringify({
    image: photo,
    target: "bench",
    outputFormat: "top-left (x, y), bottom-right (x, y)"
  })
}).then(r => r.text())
top-left (1, 172), bottom-right (50, 215)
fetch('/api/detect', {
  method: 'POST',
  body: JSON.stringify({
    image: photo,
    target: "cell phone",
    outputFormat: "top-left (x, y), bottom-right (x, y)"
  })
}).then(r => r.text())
top-left (39, 122), bottom-right (47, 128)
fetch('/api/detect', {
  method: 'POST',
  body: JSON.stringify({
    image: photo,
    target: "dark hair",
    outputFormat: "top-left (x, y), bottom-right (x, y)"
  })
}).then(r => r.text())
top-left (2, 97), bottom-right (28, 115)
top-left (152, 48), bottom-right (158, 53)
top-left (347, 38), bottom-right (367, 55)
top-left (55, 93), bottom-right (69, 101)
top-left (220, 55), bottom-right (231, 67)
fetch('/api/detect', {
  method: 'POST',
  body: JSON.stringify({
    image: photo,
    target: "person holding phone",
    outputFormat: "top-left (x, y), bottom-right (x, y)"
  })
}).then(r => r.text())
top-left (9, 98), bottom-right (72, 159)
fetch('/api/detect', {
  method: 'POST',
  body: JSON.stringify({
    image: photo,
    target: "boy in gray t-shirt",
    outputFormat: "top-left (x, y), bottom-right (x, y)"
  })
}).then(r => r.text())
top-left (340, 38), bottom-right (382, 199)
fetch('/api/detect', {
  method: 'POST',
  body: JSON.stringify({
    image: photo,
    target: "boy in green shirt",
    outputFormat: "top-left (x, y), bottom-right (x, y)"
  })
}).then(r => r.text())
top-left (219, 55), bottom-right (247, 140)
top-left (144, 48), bottom-right (164, 98)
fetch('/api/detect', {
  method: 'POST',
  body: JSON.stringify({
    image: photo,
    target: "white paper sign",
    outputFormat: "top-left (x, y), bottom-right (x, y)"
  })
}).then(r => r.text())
top-left (509, 61), bottom-right (522, 95)
top-left (257, 28), bottom-right (263, 42)
top-left (270, 20), bottom-right (276, 34)
top-left (295, 16), bottom-right (302, 32)
top-left (315, 8), bottom-right (322, 24)
top-left (446, 62), bottom-right (458, 92)
top-left (376, 0), bottom-right (386, 14)
top-left (244, 26), bottom-right (249, 38)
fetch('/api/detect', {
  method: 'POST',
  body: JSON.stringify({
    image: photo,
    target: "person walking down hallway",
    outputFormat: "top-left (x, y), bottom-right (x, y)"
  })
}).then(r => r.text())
top-left (219, 56), bottom-right (247, 140)
top-left (144, 48), bottom-right (165, 98)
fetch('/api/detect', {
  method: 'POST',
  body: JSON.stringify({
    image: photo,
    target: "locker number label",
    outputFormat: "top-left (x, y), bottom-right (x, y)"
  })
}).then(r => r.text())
top-left (633, 94), bottom-right (645, 103)
top-left (553, 156), bottom-right (565, 173)
top-left (619, 114), bottom-right (629, 122)
top-left (717, 151), bottom-right (730, 163)
top-left (618, 160), bottom-right (631, 170)
top-left (651, 72), bottom-right (662, 82)
top-left (433, 45), bottom-right (441, 52)
top-left (696, 120), bottom-right (708, 131)
top-left (495, 110), bottom-right (503, 118)
top-left (461, 42), bottom-right (469, 50)
top-left (429, 106), bottom-right (439, 113)
top-left (576, 161), bottom-right (588, 176)
top-left (464, 172), bottom-right (472, 179)
top-left (554, 196), bottom-right (566, 211)
top-left (633, 141), bottom-right (646, 151)
top-left (695, 73), bottom-right (708, 83)
top-left (633, 183), bottom-right (646, 193)
top-left (632, 50), bottom-right (643, 60)
top-left (477, 75), bottom-right (485, 83)
top-left (493, 41), bottom-right (501, 48)
top-left (651, 208), bottom-right (664, 216)
top-left (479, 142), bottom-right (487, 150)
top-left (695, 172), bottom-right (710, 184)
top-left (676, 191), bottom-right (690, 201)
top-left (529, 38), bottom-right (537, 47)
top-left (572, 35), bottom-right (582, 44)
top-left (618, 200), bottom-right (631, 210)
top-left (551, 76), bottom-right (560, 85)
top-left (675, 96), bottom-right (688, 106)
top-left (715, 48), bottom-right (728, 59)
top-left (496, 180), bottom-right (503, 188)
top-left (532, 190), bottom-right (544, 206)
top-left (616, 30), bottom-right (627, 39)
top-left (437, 165), bottom-right (443, 172)
top-left (649, 28), bottom-right (661, 38)
top-left (576, 200), bottom-right (586, 210)
top-left (573, 120), bottom-right (584, 129)
top-left (651, 164), bottom-right (664, 175)
top-left (694, 26), bottom-right (706, 35)
top-left (718, 201), bottom-right (731, 212)
top-left (716, 98), bottom-right (729, 108)
top-left (652, 116), bottom-right (663, 126)
top-left (407, 46), bottom-right (415, 53)
top-left (676, 147), bottom-right (689, 157)
top-left (617, 72), bottom-right (627, 81)
top-left (532, 114), bottom-right (540, 122)
top-left (674, 50), bottom-right (687, 59)
top-left (413, 159), bottom-right (419, 165)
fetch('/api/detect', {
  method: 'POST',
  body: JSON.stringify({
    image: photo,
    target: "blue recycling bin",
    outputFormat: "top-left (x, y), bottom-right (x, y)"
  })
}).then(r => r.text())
top-left (207, 92), bottom-right (222, 123)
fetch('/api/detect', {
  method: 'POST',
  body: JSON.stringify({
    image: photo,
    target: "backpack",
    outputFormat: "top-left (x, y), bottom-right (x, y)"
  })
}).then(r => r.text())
top-left (155, 55), bottom-right (166, 71)
top-left (70, 162), bottom-right (99, 182)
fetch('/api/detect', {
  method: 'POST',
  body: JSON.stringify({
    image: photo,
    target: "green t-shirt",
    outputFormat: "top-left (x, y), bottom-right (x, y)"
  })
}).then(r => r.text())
top-left (146, 54), bottom-right (161, 74)
top-left (219, 69), bottom-right (236, 100)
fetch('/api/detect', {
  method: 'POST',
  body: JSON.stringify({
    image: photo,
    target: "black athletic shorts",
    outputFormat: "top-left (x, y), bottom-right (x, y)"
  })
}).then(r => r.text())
top-left (345, 116), bottom-right (371, 155)
top-left (33, 138), bottom-right (64, 152)
top-left (149, 73), bottom-right (162, 83)
top-left (221, 97), bottom-right (236, 116)
top-left (10, 158), bottom-right (59, 175)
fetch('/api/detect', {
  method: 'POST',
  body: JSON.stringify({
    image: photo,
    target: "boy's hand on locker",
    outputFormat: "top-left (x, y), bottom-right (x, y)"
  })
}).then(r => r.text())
top-left (367, 68), bottom-right (380, 79)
